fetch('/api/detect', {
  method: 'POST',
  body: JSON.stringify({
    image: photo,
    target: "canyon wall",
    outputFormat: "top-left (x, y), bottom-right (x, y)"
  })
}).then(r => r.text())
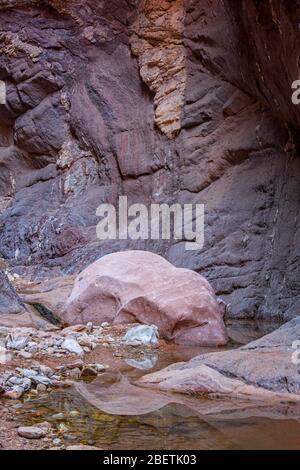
top-left (1, 0), bottom-right (300, 321)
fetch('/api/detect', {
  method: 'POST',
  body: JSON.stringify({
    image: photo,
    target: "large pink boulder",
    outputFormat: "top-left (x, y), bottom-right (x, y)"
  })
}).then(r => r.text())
top-left (61, 251), bottom-right (228, 346)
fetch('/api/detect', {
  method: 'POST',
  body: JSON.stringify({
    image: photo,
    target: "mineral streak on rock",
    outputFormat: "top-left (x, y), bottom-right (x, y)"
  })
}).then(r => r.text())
top-left (0, 32), bottom-right (42, 62)
top-left (130, 0), bottom-right (186, 139)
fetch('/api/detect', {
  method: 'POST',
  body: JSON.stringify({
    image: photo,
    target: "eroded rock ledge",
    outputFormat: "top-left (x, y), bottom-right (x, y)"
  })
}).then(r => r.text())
top-left (137, 317), bottom-right (300, 401)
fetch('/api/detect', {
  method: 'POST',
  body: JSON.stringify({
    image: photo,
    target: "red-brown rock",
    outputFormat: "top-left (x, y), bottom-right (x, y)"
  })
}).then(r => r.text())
top-left (61, 251), bottom-right (227, 347)
top-left (137, 318), bottom-right (300, 401)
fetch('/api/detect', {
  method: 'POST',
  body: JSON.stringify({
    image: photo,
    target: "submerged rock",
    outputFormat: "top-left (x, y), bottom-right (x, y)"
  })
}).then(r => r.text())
top-left (17, 424), bottom-right (49, 439)
top-left (3, 385), bottom-right (25, 400)
top-left (61, 251), bottom-right (227, 347)
top-left (125, 355), bottom-right (158, 370)
top-left (66, 445), bottom-right (102, 451)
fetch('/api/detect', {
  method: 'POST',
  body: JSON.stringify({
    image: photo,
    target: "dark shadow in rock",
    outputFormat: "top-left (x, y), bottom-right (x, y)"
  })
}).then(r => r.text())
top-left (27, 302), bottom-right (61, 326)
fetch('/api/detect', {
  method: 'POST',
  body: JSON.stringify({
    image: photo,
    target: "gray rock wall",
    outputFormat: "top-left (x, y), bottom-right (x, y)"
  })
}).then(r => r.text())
top-left (0, 271), bottom-right (24, 314)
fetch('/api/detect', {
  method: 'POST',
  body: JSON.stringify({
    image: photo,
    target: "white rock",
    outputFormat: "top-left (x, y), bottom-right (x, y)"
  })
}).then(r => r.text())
top-left (94, 364), bottom-right (106, 373)
top-left (18, 368), bottom-right (38, 379)
top-left (123, 325), bottom-right (159, 346)
top-left (51, 412), bottom-right (64, 420)
top-left (31, 375), bottom-right (52, 386)
top-left (6, 336), bottom-right (28, 350)
top-left (6, 376), bottom-right (23, 386)
top-left (36, 365), bottom-right (53, 377)
top-left (21, 378), bottom-right (32, 391)
top-left (26, 341), bottom-right (38, 353)
top-left (53, 438), bottom-right (62, 446)
top-left (61, 338), bottom-right (84, 356)
top-left (4, 386), bottom-right (24, 399)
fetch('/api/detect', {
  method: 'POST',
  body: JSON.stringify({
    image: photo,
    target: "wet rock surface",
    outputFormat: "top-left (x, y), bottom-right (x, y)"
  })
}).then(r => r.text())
top-left (17, 423), bottom-right (50, 439)
top-left (137, 318), bottom-right (300, 399)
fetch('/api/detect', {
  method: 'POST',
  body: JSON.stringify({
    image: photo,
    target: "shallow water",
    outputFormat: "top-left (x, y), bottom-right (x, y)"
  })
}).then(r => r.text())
top-left (15, 319), bottom-right (300, 450)
top-left (17, 386), bottom-right (300, 450)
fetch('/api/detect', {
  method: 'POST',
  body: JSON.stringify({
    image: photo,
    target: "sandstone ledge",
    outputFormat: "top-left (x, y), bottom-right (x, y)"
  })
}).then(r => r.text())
top-left (137, 318), bottom-right (300, 402)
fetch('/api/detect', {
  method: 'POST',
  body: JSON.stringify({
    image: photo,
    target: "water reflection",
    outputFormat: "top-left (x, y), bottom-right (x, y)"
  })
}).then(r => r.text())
top-left (14, 318), bottom-right (300, 450)
top-left (19, 389), bottom-right (300, 449)
top-left (125, 354), bottom-right (158, 370)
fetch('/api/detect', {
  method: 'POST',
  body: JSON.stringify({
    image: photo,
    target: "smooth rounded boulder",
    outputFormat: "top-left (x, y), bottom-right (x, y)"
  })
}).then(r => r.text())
top-left (61, 251), bottom-right (228, 346)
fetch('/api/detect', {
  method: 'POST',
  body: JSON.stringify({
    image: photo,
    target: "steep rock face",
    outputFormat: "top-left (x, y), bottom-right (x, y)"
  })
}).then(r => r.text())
top-left (226, 0), bottom-right (300, 133)
top-left (0, 270), bottom-right (24, 314)
top-left (0, 0), bottom-right (175, 276)
top-left (168, 0), bottom-right (300, 321)
top-left (0, 0), bottom-right (300, 321)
